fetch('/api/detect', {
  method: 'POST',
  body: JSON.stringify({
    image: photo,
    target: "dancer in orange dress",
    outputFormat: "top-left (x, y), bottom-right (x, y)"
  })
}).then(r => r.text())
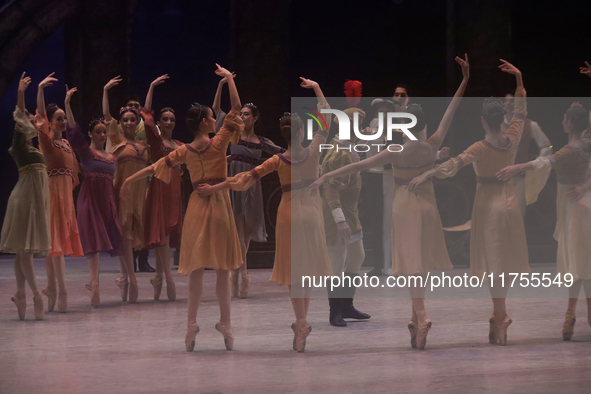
top-left (121, 64), bottom-right (243, 351)
top-left (36, 73), bottom-right (84, 313)
top-left (1, 73), bottom-right (49, 320)
top-left (498, 103), bottom-right (591, 341)
top-left (103, 76), bottom-right (150, 303)
top-left (198, 77), bottom-right (333, 352)
top-left (310, 55), bottom-right (469, 349)
top-left (142, 74), bottom-right (182, 301)
top-left (409, 60), bottom-right (530, 345)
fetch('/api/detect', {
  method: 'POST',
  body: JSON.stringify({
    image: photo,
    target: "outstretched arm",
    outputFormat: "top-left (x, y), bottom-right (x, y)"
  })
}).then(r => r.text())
top-left (215, 64), bottom-right (241, 112)
top-left (120, 166), bottom-right (156, 200)
top-left (17, 72), bottom-right (31, 112)
top-left (496, 161), bottom-right (534, 181)
top-left (37, 72), bottom-right (57, 117)
top-left (103, 76), bottom-right (121, 122)
top-left (145, 74), bottom-right (168, 112)
top-left (64, 84), bottom-right (78, 128)
top-left (309, 149), bottom-right (399, 196)
top-left (428, 54), bottom-right (470, 150)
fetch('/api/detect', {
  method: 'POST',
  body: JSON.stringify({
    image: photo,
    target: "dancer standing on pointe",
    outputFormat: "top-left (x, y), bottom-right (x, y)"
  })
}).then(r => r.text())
top-left (103, 76), bottom-right (150, 304)
top-left (64, 85), bottom-right (123, 307)
top-left (1, 72), bottom-right (50, 320)
top-left (143, 74), bottom-right (181, 301)
top-left (497, 103), bottom-right (591, 341)
top-left (121, 64), bottom-right (243, 351)
top-left (37, 73), bottom-right (84, 313)
top-left (409, 59), bottom-right (529, 345)
top-left (311, 55), bottom-right (469, 349)
top-left (198, 77), bottom-right (333, 352)
top-left (213, 79), bottom-right (285, 298)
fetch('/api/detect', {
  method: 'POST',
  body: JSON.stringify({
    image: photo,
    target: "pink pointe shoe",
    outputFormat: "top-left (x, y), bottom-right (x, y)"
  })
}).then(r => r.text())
top-left (215, 321), bottom-right (234, 350)
top-left (185, 323), bottom-right (200, 352)
top-left (42, 287), bottom-right (57, 312)
top-left (408, 320), bottom-right (418, 349)
top-left (150, 275), bottom-right (163, 301)
top-left (294, 321), bottom-right (312, 353)
top-left (416, 320), bottom-right (432, 350)
top-left (166, 280), bottom-right (176, 301)
top-left (11, 293), bottom-right (26, 320)
top-left (115, 278), bottom-right (128, 302)
top-left (33, 292), bottom-right (44, 320)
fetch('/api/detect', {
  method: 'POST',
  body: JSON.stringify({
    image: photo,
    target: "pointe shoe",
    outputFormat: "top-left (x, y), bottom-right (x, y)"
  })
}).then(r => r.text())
top-left (562, 312), bottom-right (576, 341)
top-left (57, 292), bottom-right (67, 313)
top-left (85, 280), bottom-right (100, 307)
top-left (408, 321), bottom-right (418, 348)
top-left (33, 293), bottom-right (44, 320)
top-left (42, 287), bottom-right (57, 312)
top-left (239, 272), bottom-right (249, 299)
top-left (185, 323), bottom-right (200, 352)
top-left (115, 278), bottom-right (128, 302)
top-left (150, 275), bottom-right (163, 301)
top-left (496, 316), bottom-right (512, 346)
top-left (295, 322), bottom-right (312, 353)
top-left (11, 293), bottom-right (26, 320)
top-left (416, 320), bottom-right (432, 350)
top-left (128, 282), bottom-right (138, 304)
top-left (489, 314), bottom-right (498, 344)
top-left (231, 270), bottom-right (239, 298)
top-left (215, 321), bottom-right (234, 350)
top-left (291, 323), bottom-right (298, 350)
top-left (166, 280), bottom-right (176, 301)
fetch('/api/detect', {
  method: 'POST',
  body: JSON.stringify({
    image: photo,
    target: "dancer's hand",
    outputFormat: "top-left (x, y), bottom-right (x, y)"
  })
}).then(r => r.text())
top-left (120, 179), bottom-right (131, 201)
top-left (408, 173), bottom-right (429, 191)
top-left (567, 185), bottom-right (588, 201)
top-left (439, 147), bottom-right (451, 160)
top-left (39, 72), bottom-right (57, 88)
top-left (196, 183), bottom-right (215, 196)
top-left (308, 175), bottom-right (326, 197)
top-left (215, 64), bottom-right (233, 79)
top-left (104, 76), bottom-right (122, 91)
top-left (65, 84), bottom-right (77, 103)
top-left (496, 164), bottom-right (522, 182)
top-left (18, 72), bottom-right (32, 92)
top-left (299, 77), bottom-right (318, 89)
top-left (337, 221), bottom-right (351, 241)
top-left (220, 73), bottom-right (236, 85)
top-left (498, 59), bottom-right (521, 75)
top-left (455, 53), bottom-right (469, 79)
top-left (580, 61), bottom-right (591, 78)
top-left (150, 74), bottom-right (169, 87)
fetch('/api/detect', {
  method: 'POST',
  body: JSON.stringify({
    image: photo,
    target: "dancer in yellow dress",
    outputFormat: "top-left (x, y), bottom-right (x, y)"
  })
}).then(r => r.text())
top-left (121, 64), bottom-right (243, 351)
top-left (409, 60), bottom-right (529, 345)
top-left (198, 77), bottom-right (333, 352)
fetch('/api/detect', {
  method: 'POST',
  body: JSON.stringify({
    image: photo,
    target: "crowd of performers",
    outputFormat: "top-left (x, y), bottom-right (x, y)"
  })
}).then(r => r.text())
top-left (2, 58), bottom-right (591, 352)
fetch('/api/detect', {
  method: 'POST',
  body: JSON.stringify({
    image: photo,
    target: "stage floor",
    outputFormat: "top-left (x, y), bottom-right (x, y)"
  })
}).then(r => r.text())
top-left (0, 256), bottom-right (590, 393)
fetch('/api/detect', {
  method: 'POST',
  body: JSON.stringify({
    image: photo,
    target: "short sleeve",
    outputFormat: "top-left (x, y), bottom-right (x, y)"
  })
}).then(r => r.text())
top-left (152, 144), bottom-right (187, 183)
top-left (212, 109), bottom-right (244, 151)
top-left (227, 154), bottom-right (280, 191)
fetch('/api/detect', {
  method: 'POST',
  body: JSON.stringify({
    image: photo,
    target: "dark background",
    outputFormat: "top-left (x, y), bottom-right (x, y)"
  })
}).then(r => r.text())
top-left (0, 0), bottom-right (590, 261)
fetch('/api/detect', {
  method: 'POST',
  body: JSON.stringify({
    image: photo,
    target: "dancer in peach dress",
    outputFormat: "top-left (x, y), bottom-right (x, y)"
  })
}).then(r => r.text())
top-left (198, 77), bottom-right (333, 352)
top-left (121, 64), bottom-right (243, 351)
top-left (409, 60), bottom-right (530, 345)
top-left (37, 73), bottom-right (84, 313)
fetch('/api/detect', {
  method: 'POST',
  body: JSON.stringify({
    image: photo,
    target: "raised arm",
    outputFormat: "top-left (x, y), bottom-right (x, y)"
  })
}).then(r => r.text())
top-left (64, 84), bottom-right (78, 128)
top-left (17, 72), bottom-right (31, 112)
top-left (145, 74), bottom-right (168, 112)
top-left (300, 77), bottom-right (332, 133)
top-left (103, 76), bottom-right (121, 122)
top-left (212, 73), bottom-right (235, 116)
top-left (428, 54), bottom-right (470, 150)
top-left (215, 64), bottom-right (240, 112)
top-left (37, 72), bottom-right (57, 117)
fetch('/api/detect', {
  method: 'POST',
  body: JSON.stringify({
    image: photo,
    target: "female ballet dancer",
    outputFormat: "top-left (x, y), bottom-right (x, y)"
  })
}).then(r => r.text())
top-left (103, 76), bottom-right (150, 303)
top-left (121, 64), bottom-right (243, 351)
top-left (64, 86), bottom-right (123, 307)
top-left (409, 59), bottom-right (529, 345)
top-left (143, 74), bottom-right (182, 301)
top-left (198, 77), bottom-right (334, 352)
top-left (37, 73), bottom-right (84, 313)
top-left (497, 103), bottom-right (591, 340)
top-left (1, 72), bottom-right (50, 320)
top-left (310, 55), bottom-right (469, 348)
top-left (213, 82), bottom-right (285, 298)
